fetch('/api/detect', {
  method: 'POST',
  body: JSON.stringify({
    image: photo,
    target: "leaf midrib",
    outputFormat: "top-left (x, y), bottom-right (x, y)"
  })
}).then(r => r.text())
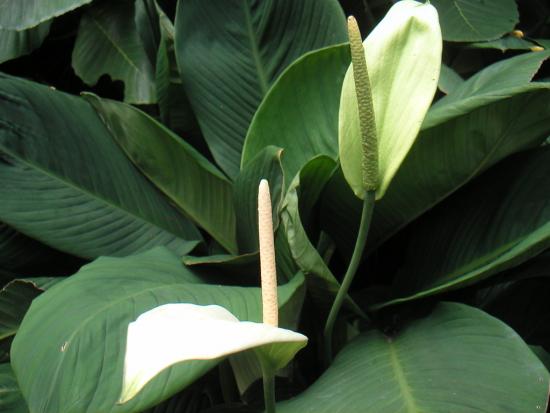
top-left (242, 0), bottom-right (269, 96)
top-left (388, 339), bottom-right (419, 413)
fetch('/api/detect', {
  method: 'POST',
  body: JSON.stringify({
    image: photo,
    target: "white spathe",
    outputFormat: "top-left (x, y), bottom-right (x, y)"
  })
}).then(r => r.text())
top-left (339, 0), bottom-right (442, 199)
top-left (120, 303), bottom-right (307, 403)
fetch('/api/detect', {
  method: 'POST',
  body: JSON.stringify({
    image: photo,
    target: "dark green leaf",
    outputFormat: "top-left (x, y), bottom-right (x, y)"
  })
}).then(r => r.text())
top-left (72, 1), bottom-right (156, 104)
top-left (0, 363), bottom-right (28, 413)
top-left (278, 303), bottom-right (549, 412)
top-left (0, 0), bottom-right (91, 30)
top-left (174, 0), bottom-right (347, 178)
top-left (0, 21), bottom-right (51, 64)
top-left (437, 63), bottom-right (464, 95)
top-left (430, 0), bottom-right (518, 42)
top-left (470, 35), bottom-right (538, 51)
top-left (0, 74), bottom-right (201, 259)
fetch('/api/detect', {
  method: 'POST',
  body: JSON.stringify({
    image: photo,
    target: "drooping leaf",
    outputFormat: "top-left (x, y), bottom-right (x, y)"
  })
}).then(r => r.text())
top-left (242, 44), bottom-right (349, 180)
top-left (85, 94), bottom-right (237, 254)
top-left (377, 148), bottom-right (550, 308)
top-left (11, 248), bottom-right (305, 413)
top-left (120, 303), bottom-right (307, 403)
top-left (174, 0), bottom-right (347, 178)
top-left (339, 0), bottom-right (442, 200)
top-left (0, 0), bottom-right (91, 30)
top-left (0, 21), bottom-right (51, 64)
top-left (430, 0), bottom-right (518, 42)
top-left (425, 50), bottom-right (550, 128)
top-left (278, 303), bottom-right (549, 412)
top-left (234, 146), bottom-right (284, 253)
top-left (0, 363), bottom-right (28, 413)
top-left (0, 74), bottom-right (201, 259)
top-left (72, 1), bottom-right (156, 104)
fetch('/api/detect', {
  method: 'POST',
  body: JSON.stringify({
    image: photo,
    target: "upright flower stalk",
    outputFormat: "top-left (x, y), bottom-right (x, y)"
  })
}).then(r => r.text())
top-left (323, 16), bottom-right (378, 365)
top-left (258, 178), bottom-right (278, 413)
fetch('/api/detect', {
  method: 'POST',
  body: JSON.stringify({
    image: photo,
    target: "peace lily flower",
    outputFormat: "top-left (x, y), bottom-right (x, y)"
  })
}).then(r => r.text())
top-left (339, 0), bottom-right (442, 200)
top-left (119, 179), bottom-right (307, 404)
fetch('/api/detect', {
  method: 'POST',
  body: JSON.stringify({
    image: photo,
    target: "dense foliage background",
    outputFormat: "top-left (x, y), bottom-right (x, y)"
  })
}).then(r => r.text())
top-left (1, 0), bottom-right (550, 412)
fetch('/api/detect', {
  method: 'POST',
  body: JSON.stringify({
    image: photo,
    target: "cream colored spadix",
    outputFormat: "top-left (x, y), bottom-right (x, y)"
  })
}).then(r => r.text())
top-left (119, 303), bottom-right (307, 403)
top-left (339, 0), bottom-right (442, 200)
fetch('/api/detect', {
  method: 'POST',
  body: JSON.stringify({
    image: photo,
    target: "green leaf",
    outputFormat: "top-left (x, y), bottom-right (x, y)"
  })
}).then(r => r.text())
top-left (234, 146), bottom-right (284, 253)
top-left (0, 279), bottom-right (42, 341)
top-left (0, 74), bottom-right (201, 259)
top-left (369, 88), bottom-right (550, 250)
top-left (134, 0), bottom-right (160, 66)
top-left (378, 148), bottom-right (550, 308)
top-left (430, 0), bottom-right (518, 42)
top-left (438, 63), bottom-right (464, 95)
top-left (174, 0), bottom-right (347, 178)
top-left (0, 21), bottom-right (51, 64)
top-left (85, 94), bottom-right (237, 254)
top-left (11, 248), bottom-right (305, 413)
top-left (183, 253), bottom-right (259, 285)
top-left (470, 35), bottom-right (538, 51)
top-left (119, 303), bottom-right (306, 403)
top-left (0, 0), bottom-right (91, 30)
top-left (242, 44), bottom-right (350, 180)
top-left (339, 0), bottom-right (442, 200)
top-left (278, 303), bottom-right (549, 412)
top-left (425, 51), bottom-right (550, 129)
top-left (0, 363), bottom-right (28, 413)
top-left (72, 1), bottom-right (156, 104)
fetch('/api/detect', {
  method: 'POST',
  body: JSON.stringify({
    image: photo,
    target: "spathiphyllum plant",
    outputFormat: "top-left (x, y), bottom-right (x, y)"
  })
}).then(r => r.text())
top-left (1, 0), bottom-right (550, 412)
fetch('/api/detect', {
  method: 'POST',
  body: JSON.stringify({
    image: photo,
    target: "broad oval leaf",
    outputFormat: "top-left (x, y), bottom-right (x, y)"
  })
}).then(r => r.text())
top-left (339, 0), bottom-right (442, 200)
top-left (278, 303), bottom-right (549, 412)
top-left (377, 147), bottom-right (550, 308)
top-left (0, 21), bottom-right (51, 64)
top-left (85, 94), bottom-right (238, 255)
top-left (0, 0), bottom-right (91, 30)
top-left (120, 303), bottom-right (307, 403)
top-left (242, 44), bottom-right (350, 180)
top-left (11, 248), bottom-right (305, 413)
top-left (0, 74), bottom-right (201, 259)
top-left (174, 0), bottom-right (347, 178)
top-left (430, 0), bottom-right (518, 42)
top-left (72, 2), bottom-right (156, 104)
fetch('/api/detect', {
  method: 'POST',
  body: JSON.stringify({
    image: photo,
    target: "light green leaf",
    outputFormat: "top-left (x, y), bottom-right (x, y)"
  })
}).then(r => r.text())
top-left (0, 21), bottom-right (51, 64)
top-left (242, 44), bottom-right (350, 180)
top-left (430, 0), bottom-right (518, 42)
top-left (278, 303), bottom-right (549, 413)
top-left (0, 363), bottom-right (28, 413)
top-left (425, 50), bottom-right (550, 128)
top-left (0, 74), bottom-right (201, 259)
top-left (120, 303), bottom-right (307, 403)
top-left (72, 1), bottom-right (156, 104)
top-left (174, 0), bottom-right (347, 178)
top-left (0, 0), bottom-right (91, 30)
top-left (85, 94), bottom-right (237, 254)
top-left (377, 148), bottom-right (550, 308)
top-left (339, 0), bottom-right (442, 200)
top-left (11, 248), bottom-right (305, 413)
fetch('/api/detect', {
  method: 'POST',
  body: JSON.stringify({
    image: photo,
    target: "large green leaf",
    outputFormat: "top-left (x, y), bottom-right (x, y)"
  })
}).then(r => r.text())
top-left (234, 146), bottom-right (284, 253)
top-left (11, 248), bottom-right (305, 413)
top-left (0, 0), bottom-right (91, 30)
top-left (0, 21), bottom-right (51, 64)
top-left (72, 1), bottom-right (156, 104)
top-left (0, 74), bottom-right (201, 259)
top-left (378, 148), bottom-right (550, 308)
top-left (425, 51), bottom-right (550, 128)
top-left (85, 94), bottom-right (237, 254)
top-left (174, 0), bottom-right (347, 178)
top-left (278, 303), bottom-right (549, 412)
top-left (0, 363), bottom-right (28, 413)
top-left (339, 0), bottom-right (442, 200)
top-left (241, 44), bottom-right (349, 180)
top-left (430, 0), bottom-right (518, 42)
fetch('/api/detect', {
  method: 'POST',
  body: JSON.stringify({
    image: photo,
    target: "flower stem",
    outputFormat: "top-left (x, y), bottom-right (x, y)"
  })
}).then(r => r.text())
top-left (323, 190), bottom-right (375, 365)
top-left (262, 368), bottom-right (276, 413)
